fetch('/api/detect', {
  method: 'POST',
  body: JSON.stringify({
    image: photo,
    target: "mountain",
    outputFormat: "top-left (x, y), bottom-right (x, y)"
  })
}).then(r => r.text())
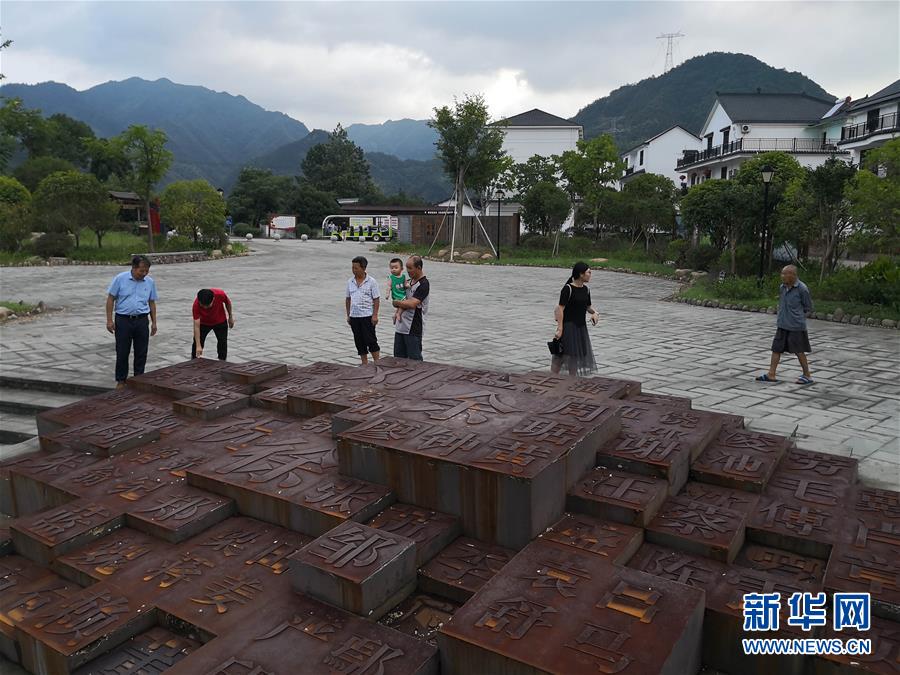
top-left (347, 119), bottom-right (437, 161)
top-left (571, 52), bottom-right (835, 152)
top-left (0, 77), bottom-right (309, 187)
top-left (232, 128), bottom-right (332, 181)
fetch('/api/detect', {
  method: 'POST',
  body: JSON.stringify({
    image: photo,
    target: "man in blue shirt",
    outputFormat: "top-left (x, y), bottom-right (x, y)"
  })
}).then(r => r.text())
top-left (756, 265), bottom-right (814, 385)
top-left (105, 255), bottom-right (159, 387)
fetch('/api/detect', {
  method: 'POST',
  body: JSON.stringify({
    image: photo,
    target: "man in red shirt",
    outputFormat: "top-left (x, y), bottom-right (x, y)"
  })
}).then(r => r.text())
top-left (192, 288), bottom-right (234, 360)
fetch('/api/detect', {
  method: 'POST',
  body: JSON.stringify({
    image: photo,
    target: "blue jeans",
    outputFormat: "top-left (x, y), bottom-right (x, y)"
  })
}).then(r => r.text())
top-left (393, 332), bottom-right (423, 360)
top-left (115, 314), bottom-right (150, 382)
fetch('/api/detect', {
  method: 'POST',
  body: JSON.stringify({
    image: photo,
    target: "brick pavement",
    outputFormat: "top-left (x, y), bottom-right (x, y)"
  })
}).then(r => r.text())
top-left (0, 238), bottom-right (897, 488)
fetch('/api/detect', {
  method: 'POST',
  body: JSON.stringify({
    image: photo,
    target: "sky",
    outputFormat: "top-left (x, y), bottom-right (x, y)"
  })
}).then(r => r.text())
top-left (3, 1), bottom-right (898, 130)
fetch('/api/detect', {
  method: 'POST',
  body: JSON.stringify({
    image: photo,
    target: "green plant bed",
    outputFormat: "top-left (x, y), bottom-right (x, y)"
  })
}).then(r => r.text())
top-left (0, 252), bottom-right (33, 265)
top-left (0, 301), bottom-right (36, 314)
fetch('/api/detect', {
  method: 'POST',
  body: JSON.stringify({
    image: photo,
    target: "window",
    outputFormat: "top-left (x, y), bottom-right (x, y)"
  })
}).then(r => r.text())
top-left (867, 108), bottom-right (880, 133)
top-left (706, 134), bottom-right (714, 151)
top-left (722, 127), bottom-right (730, 147)
top-left (639, 150), bottom-right (644, 166)
top-left (720, 167), bottom-right (728, 179)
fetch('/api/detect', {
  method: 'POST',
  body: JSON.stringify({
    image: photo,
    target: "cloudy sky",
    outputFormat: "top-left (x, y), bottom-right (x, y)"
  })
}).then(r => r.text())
top-left (3, 1), bottom-right (898, 129)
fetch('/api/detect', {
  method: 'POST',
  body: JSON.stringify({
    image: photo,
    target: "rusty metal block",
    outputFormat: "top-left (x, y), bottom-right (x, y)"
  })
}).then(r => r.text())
top-left (123, 485), bottom-right (233, 543)
top-left (767, 470), bottom-right (853, 510)
top-left (691, 429), bottom-right (789, 492)
top-left (380, 593), bottom-right (461, 647)
top-left (35, 388), bottom-right (151, 436)
top-left (812, 616), bottom-right (900, 675)
top-left (567, 465), bottom-right (669, 527)
top-left (72, 625), bottom-right (200, 674)
top-left (852, 486), bottom-right (900, 522)
top-left (646, 494), bottom-right (747, 563)
top-left (127, 358), bottom-right (250, 399)
top-left (680, 481), bottom-right (761, 516)
top-left (733, 543), bottom-right (826, 587)
top-left (290, 521), bottom-right (417, 620)
top-left (598, 431), bottom-right (692, 496)
top-left (778, 448), bottom-right (858, 485)
top-left (221, 360), bottom-right (289, 385)
top-left (367, 503), bottom-right (460, 566)
top-left (612, 401), bottom-right (723, 460)
top-left (172, 390), bottom-right (251, 420)
top-left (437, 542), bottom-right (704, 675)
top-left (15, 583), bottom-right (156, 675)
top-left (628, 391), bottom-right (692, 409)
top-left (291, 476), bottom-right (394, 537)
top-left (285, 380), bottom-right (363, 417)
top-left (8, 451), bottom-right (88, 516)
top-left (340, 360), bottom-right (459, 396)
top-left (330, 392), bottom-right (398, 437)
top-left (51, 528), bottom-right (166, 587)
top-left (824, 543), bottom-right (900, 621)
top-left (747, 496), bottom-right (840, 559)
top-left (41, 420), bottom-right (160, 457)
top-left (509, 371), bottom-right (636, 399)
top-left (11, 499), bottom-right (124, 565)
top-left (418, 537), bottom-right (514, 604)
top-left (538, 512), bottom-right (643, 565)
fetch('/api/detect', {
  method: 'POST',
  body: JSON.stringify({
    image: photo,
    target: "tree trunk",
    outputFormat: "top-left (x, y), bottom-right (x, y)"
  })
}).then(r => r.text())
top-left (97, 231), bottom-right (103, 249)
top-left (593, 207), bottom-right (599, 240)
top-left (729, 228), bottom-right (736, 275)
top-left (72, 229), bottom-right (80, 249)
top-left (146, 197), bottom-right (155, 252)
top-left (450, 171), bottom-right (463, 262)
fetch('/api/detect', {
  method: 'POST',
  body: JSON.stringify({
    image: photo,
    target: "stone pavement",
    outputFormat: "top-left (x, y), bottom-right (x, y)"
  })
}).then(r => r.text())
top-left (0, 238), bottom-right (897, 488)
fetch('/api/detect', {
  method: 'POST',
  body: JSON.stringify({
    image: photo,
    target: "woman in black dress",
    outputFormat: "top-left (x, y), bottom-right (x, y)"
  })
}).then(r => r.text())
top-left (551, 261), bottom-right (599, 376)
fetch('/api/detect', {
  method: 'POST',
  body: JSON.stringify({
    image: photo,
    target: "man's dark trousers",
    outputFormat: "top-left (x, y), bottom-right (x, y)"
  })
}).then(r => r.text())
top-left (191, 322), bottom-right (228, 360)
top-left (393, 333), bottom-right (423, 360)
top-left (115, 313), bottom-right (149, 382)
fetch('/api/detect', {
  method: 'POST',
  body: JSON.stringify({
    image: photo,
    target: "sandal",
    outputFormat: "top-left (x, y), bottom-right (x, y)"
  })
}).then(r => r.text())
top-left (755, 374), bottom-right (777, 382)
top-left (796, 375), bottom-right (815, 385)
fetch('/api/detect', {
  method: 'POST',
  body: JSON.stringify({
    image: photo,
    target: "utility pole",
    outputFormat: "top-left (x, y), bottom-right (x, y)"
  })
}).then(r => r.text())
top-left (657, 32), bottom-right (685, 73)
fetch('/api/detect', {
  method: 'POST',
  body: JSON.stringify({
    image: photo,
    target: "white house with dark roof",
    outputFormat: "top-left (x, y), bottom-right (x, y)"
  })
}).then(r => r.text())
top-left (495, 108), bottom-right (583, 164)
top-left (620, 125), bottom-right (700, 189)
top-left (676, 92), bottom-right (849, 185)
top-left (831, 79), bottom-right (900, 165)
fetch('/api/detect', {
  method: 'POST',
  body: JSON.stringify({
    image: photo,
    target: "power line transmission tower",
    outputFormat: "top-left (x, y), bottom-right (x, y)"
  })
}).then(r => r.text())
top-left (657, 32), bottom-right (684, 73)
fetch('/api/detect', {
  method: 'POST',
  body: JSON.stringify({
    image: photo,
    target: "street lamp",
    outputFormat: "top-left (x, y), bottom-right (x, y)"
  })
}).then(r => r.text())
top-left (758, 166), bottom-right (775, 284)
top-left (495, 188), bottom-right (506, 260)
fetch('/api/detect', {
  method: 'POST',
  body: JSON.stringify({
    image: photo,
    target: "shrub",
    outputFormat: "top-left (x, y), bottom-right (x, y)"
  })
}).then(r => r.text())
top-left (233, 223), bottom-right (258, 238)
top-left (164, 235), bottom-right (194, 251)
top-left (706, 275), bottom-right (777, 300)
top-left (685, 244), bottom-right (719, 271)
top-left (815, 257), bottom-right (900, 310)
top-left (717, 244), bottom-right (759, 277)
top-left (34, 232), bottom-right (74, 258)
top-left (295, 223), bottom-right (313, 238)
top-left (666, 239), bottom-right (689, 266)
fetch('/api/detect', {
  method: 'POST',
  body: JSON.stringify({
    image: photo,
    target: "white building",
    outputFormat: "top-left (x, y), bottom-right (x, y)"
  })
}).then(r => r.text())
top-left (620, 125), bottom-right (700, 189)
top-left (831, 79), bottom-right (900, 165)
top-left (676, 92), bottom-right (849, 185)
top-left (495, 108), bottom-right (583, 164)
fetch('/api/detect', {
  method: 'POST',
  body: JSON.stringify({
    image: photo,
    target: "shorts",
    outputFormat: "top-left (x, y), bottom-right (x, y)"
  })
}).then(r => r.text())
top-left (771, 328), bottom-right (811, 354)
top-left (349, 316), bottom-right (380, 355)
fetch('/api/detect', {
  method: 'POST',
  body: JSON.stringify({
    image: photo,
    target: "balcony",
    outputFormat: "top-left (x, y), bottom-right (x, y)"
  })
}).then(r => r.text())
top-left (839, 112), bottom-right (899, 144)
top-left (677, 137), bottom-right (846, 169)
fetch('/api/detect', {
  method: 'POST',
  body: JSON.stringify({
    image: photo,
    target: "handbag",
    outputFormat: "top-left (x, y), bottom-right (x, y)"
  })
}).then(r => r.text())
top-left (547, 338), bottom-right (563, 355)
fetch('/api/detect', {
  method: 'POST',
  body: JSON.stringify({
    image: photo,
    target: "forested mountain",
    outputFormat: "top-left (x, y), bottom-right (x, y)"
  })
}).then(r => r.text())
top-left (346, 119), bottom-right (437, 161)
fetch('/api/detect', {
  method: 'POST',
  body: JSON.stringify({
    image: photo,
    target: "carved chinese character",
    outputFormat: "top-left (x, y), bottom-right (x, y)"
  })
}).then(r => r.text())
top-left (71, 465), bottom-right (122, 487)
top-left (65, 538), bottom-right (152, 576)
top-left (201, 530), bottom-right (261, 557)
top-left (311, 526), bottom-right (397, 568)
top-left (29, 503), bottom-right (111, 540)
top-left (637, 550), bottom-right (717, 588)
top-left (255, 613), bottom-right (342, 643)
top-left (245, 540), bottom-right (300, 575)
top-left (190, 575), bottom-right (262, 614)
top-left (657, 501), bottom-right (732, 539)
top-left (417, 428), bottom-right (481, 458)
top-left (597, 581), bottom-right (660, 623)
top-left (324, 635), bottom-right (403, 674)
top-left (473, 437), bottom-right (552, 473)
top-left (756, 501), bottom-right (832, 537)
top-left (134, 494), bottom-right (218, 521)
top-left (143, 553), bottom-right (215, 588)
top-left (612, 431), bottom-right (681, 461)
top-left (35, 590), bottom-right (129, 646)
top-left (524, 559), bottom-right (592, 597)
top-left (658, 411), bottom-right (699, 428)
top-left (853, 518), bottom-right (900, 550)
top-left (565, 623), bottom-right (631, 674)
top-left (203, 657), bottom-right (273, 675)
top-left (475, 596), bottom-right (556, 639)
top-left (769, 475), bottom-right (839, 506)
top-left (304, 480), bottom-right (379, 514)
top-left (406, 391), bottom-right (522, 425)
top-left (348, 418), bottom-right (419, 442)
top-left (856, 489), bottom-right (900, 520)
top-left (107, 476), bottom-right (167, 501)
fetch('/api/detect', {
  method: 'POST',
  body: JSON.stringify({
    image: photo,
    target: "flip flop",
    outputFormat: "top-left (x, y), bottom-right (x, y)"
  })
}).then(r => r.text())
top-left (755, 374), bottom-right (777, 382)
top-left (796, 375), bottom-right (815, 385)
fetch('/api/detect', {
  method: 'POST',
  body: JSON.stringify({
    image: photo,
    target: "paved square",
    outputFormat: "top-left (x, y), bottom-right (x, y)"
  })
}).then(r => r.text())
top-left (0, 239), bottom-right (897, 488)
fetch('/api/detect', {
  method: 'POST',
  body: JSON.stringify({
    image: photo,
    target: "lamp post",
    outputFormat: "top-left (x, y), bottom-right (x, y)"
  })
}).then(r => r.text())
top-left (495, 188), bottom-right (506, 260)
top-left (757, 166), bottom-right (775, 284)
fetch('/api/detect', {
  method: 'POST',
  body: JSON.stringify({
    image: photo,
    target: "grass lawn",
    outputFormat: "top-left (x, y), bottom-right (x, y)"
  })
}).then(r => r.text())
top-left (0, 301), bottom-right (36, 314)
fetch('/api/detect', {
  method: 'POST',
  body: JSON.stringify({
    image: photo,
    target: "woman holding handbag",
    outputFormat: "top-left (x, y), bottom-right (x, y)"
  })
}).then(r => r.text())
top-left (550, 261), bottom-right (599, 376)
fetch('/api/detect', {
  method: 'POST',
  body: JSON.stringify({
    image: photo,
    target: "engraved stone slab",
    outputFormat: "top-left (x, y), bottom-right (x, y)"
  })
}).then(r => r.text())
top-left (222, 360), bottom-right (289, 385)
top-left (380, 593), bottom-right (461, 647)
top-left (538, 513), bottom-right (643, 565)
top-left (52, 528), bottom-right (165, 586)
top-left (691, 429), bottom-right (789, 492)
top-left (645, 495), bottom-right (747, 563)
top-left (418, 537), bottom-right (514, 604)
top-left (72, 625), bottom-right (200, 675)
top-left (16, 583), bottom-right (156, 675)
top-left (437, 542), bottom-right (705, 675)
top-left (824, 543), bottom-right (900, 620)
top-left (124, 486), bottom-right (233, 543)
top-left (290, 521), bottom-right (417, 620)
top-left (778, 448), bottom-right (858, 485)
top-left (172, 390), bottom-right (251, 420)
top-left (748, 496), bottom-right (840, 559)
top-left (291, 476), bottom-right (395, 537)
top-left (11, 500), bottom-right (124, 565)
top-left (41, 421), bottom-right (160, 457)
top-left (566, 465), bottom-right (669, 526)
top-left (367, 503), bottom-right (460, 566)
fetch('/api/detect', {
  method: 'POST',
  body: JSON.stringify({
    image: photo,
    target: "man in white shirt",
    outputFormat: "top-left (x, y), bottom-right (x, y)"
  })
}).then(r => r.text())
top-left (345, 256), bottom-right (381, 364)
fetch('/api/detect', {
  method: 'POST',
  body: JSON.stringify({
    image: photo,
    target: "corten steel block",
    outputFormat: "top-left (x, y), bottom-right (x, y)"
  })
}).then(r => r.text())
top-left (340, 359), bottom-right (461, 396)
top-left (40, 421), bottom-right (160, 457)
top-left (628, 391), bottom-right (692, 409)
top-left (0, 526), bottom-right (11, 556)
top-left (15, 583), bottom-right (157, 675)
top-left (331, 393), bottom-right (400, 437)
top-left (221, 360), bottom-right (289, 386)
top-left (508, 371), bottom-right (637, 399)
top-left (71, 625), bottom-right (200, 675)
top-left (733, 543), bottom-right (826, 587)
top-left (680, 481), bottom-right (761, 516)
top-left (8, 451), bottom-right (88, 516)
top-left (0, 570), bottom-right (81, 664)
top-left (163, 593), bottom-right (439, 675)
top-left (35, 388), bottom-right (151, 436)
top-left (290, 521), bottom-right (417, 620)
top-left (11, 499), bottom-right (125, 565)
top-left (645, 494), bottom-right (747, 563)
top-left (437, 543), bottom-right (705, 675)
top-left (812, 616), bottom-right (900, 675)
top-left (126, 358), bottom-right (246, 399)
top-left (838, 512), bottom-right (900, 554)
top-left (113, 442), bottom-right (214, 481)
top-left (123, 485), bottom-right (234, 543)
top-left (368, 503), bottom-right (460, 566)
top-left (177, 407), bottom-right (299, 450)
top-left (96, 398), bottom-right (195, 439)
top-left (250, 379), bottom-right (319, 412)
top-left (598, 431), bottom-right (692, 496)
top-left (538, 512), bottom-right (643, 565)
top-left (627, 542), bottom-right (729, 589)
top-left (51, 527), bottom-right (166, 587)
top-left (777, 448), bottom-right (858, 486)
top-left (379, 593), bottom-right (462, 647)
top-left (286, 381), bottom-right (365, 417)
top-left (612, 400), bottom-right (724, 460)
top-left (766, 470), bottom-right (853, 510)
top-left (290, 476), bottom-right (395, 537)
top-left (748, 496), bottom-right (841, 559)
top-left (824, 543), bottom-right (900, 621)
top-left (172, 390), bottom-right (251, 420)
top-left (418, 537), bottom-right (515, 604)
top-left (253, 361), bottom-right (352, 391)
top-left (566, 465), bottom-right (669, 527)
top-left (852, 486), bottom-right (900, 522)
top-left (691, 429), bottom-right (790, 493)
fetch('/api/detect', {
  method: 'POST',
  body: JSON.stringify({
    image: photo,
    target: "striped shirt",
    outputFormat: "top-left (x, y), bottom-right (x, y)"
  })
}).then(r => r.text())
top-left (346, 274), bottom-right (380, 318)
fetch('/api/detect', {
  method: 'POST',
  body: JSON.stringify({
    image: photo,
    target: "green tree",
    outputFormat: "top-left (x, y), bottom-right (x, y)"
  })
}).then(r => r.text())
top-left (520, 181), bottom-right (571, 242)
top-left (85, 137), bottom-right (131, 185)
top-left (779, 158), bottom-right (857, 281)
top-left (846, 138), bottom-right (900, 255)
top-left (13, 156), bottom-right (76, 192)
top-left (227, 167), bottom-right (291, 227)
top-left (285, 181), bottom-right (338, 231)
top-left (681, 179), bottom-right (753, 274)
top-left (33, 170), bottom-right (119, 248)
top-left (114, 125), bottom-right (173, 251)
top-left (0, 98), bottom-right (45, 170)
top-left (430, 94), bottom-right (507, 258)
top-left (0, 175), bottom-right (32, 252)
top-left (620, 173), bottom-right (679, 252)
top-left (43, 113), bottom-right (96, 167)
top-left (160, 179), bottom-right (226, 246)
top-left (511, 155), bottom-right (559, 196)
top-left (558, 134), bottom-right (623, 236)
top-left (301, 124), bottom-right (375, 196)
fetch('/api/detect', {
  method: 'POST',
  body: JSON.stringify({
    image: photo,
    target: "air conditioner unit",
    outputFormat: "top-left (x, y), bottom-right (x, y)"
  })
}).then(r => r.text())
top-left (740, 124), bottom-right (751, 134)
top-left (728, 169), bottom-right (737, 179)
